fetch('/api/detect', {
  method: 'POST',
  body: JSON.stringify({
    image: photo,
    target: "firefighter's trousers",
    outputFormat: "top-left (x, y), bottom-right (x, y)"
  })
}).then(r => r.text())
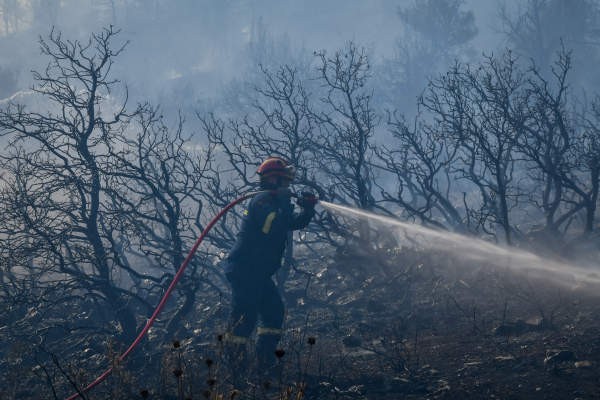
top-left (225, 266), bottom-right (285, 370)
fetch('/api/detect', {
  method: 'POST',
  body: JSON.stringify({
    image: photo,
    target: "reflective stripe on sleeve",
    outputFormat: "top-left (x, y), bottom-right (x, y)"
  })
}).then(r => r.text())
top-left (225, 334), bottom-right (248, 344)
top-left (257, 327), bottom-right (281, 336)
top-left (261, 212), bottom-right (276, 234)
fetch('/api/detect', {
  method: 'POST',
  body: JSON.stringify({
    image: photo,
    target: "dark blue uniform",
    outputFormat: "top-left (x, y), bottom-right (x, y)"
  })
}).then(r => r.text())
top-left (225, 188), bottom-right (313, 366)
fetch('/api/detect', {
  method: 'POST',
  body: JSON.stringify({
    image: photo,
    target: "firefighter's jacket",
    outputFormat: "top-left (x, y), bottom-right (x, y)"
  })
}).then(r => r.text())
top-left (226, 188), bottom-right (314, 276)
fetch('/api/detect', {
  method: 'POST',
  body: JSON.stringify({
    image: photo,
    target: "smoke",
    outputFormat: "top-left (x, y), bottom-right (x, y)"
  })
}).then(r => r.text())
top-left (319, 201), bottom-right (600, 290)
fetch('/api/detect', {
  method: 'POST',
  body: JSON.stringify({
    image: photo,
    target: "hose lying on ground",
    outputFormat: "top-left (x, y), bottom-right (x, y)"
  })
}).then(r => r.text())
top-left (66, 190), bottom-right (276, 400)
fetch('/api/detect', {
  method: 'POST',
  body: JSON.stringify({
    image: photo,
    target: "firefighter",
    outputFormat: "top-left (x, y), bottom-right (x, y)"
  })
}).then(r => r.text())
top-left (224, 157), bottom-right (315, 372)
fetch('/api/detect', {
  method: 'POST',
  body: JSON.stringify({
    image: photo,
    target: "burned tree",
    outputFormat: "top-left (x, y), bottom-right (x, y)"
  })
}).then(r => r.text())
top-left (419, 53), bottom-right (530, 245)
top-left (513, 50), bottom-right (580, 240)
top-left (101, 107), bottom-right (217, 338)
top-left (377, 111), bottom-right (463, 231)
top-left (511, 49), bottom-right (599, 245)
top-left (0, 27), bottom-right (144, 343)
top-left (313, 42), bottom-right (380, 242)
top-left (0, 28), bottom-right (218, 349)
top-left (573, 95), bottom-right (600, 234)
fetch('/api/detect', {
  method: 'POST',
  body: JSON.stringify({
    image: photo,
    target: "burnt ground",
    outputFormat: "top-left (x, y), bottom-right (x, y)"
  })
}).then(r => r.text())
top-left (2, 241), bottom-right (600, 399)
top-left (282, 244), bottom-right (600, 400)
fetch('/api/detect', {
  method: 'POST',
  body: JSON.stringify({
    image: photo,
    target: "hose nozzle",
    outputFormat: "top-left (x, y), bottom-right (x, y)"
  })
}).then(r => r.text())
top-left (296, 195), bottom-right (319, 205)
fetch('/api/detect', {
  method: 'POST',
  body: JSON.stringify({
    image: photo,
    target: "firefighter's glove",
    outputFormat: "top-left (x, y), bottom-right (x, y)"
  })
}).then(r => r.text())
top-left (296, 191), bottom-right (317, 212)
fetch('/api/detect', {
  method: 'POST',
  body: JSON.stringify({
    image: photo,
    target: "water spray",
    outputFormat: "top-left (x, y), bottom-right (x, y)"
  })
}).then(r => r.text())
top-left (319, 202), bottom-right (600, 286)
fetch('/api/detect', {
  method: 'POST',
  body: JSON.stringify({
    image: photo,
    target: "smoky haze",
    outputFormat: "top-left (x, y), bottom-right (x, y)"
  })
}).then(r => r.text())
top-left (3, 1), bottom-right (596, 112)
top-left (1, 1), bottom-right (600, 399)
top-left (1, 1), bottom-right (502, 106)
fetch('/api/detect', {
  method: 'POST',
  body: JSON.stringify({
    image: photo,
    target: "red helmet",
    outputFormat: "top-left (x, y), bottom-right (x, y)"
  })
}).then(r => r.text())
top-left (257, 157), bottom-right (296, 180)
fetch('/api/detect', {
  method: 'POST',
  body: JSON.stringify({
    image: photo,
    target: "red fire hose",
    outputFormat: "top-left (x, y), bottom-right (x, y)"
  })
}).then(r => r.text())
top-left (66, 190), bottom-right (291, 400)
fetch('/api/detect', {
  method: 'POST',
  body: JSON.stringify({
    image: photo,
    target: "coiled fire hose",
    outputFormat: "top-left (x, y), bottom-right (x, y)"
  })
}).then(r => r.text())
top-left (66, 190), bottom-right (318, 400)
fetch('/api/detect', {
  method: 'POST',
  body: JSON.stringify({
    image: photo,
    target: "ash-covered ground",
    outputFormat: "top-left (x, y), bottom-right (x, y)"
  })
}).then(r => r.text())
top-left (3, 237), bottom-right (600, 400)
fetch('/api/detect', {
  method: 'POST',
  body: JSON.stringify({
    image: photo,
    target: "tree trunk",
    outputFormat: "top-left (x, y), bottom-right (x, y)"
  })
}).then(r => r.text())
top-left (585, 163), bottom-right (599, 232)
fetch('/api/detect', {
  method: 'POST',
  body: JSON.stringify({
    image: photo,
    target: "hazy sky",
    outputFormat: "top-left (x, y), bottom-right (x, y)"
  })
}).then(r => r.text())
top-left (0, 0), bottom-right (505, 103)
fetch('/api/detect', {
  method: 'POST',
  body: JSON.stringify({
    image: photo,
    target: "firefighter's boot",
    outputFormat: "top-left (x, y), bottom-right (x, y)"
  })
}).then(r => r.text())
top-left (256, 327), bottom-right (281, 375)
top-left (225, 335), bottom-right (249, 380)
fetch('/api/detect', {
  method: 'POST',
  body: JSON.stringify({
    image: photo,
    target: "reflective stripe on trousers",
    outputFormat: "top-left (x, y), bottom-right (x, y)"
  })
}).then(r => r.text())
top-left (225, 334), bottom-right (248, 344)
top-left (257, 327), bottom-right (281, 336)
